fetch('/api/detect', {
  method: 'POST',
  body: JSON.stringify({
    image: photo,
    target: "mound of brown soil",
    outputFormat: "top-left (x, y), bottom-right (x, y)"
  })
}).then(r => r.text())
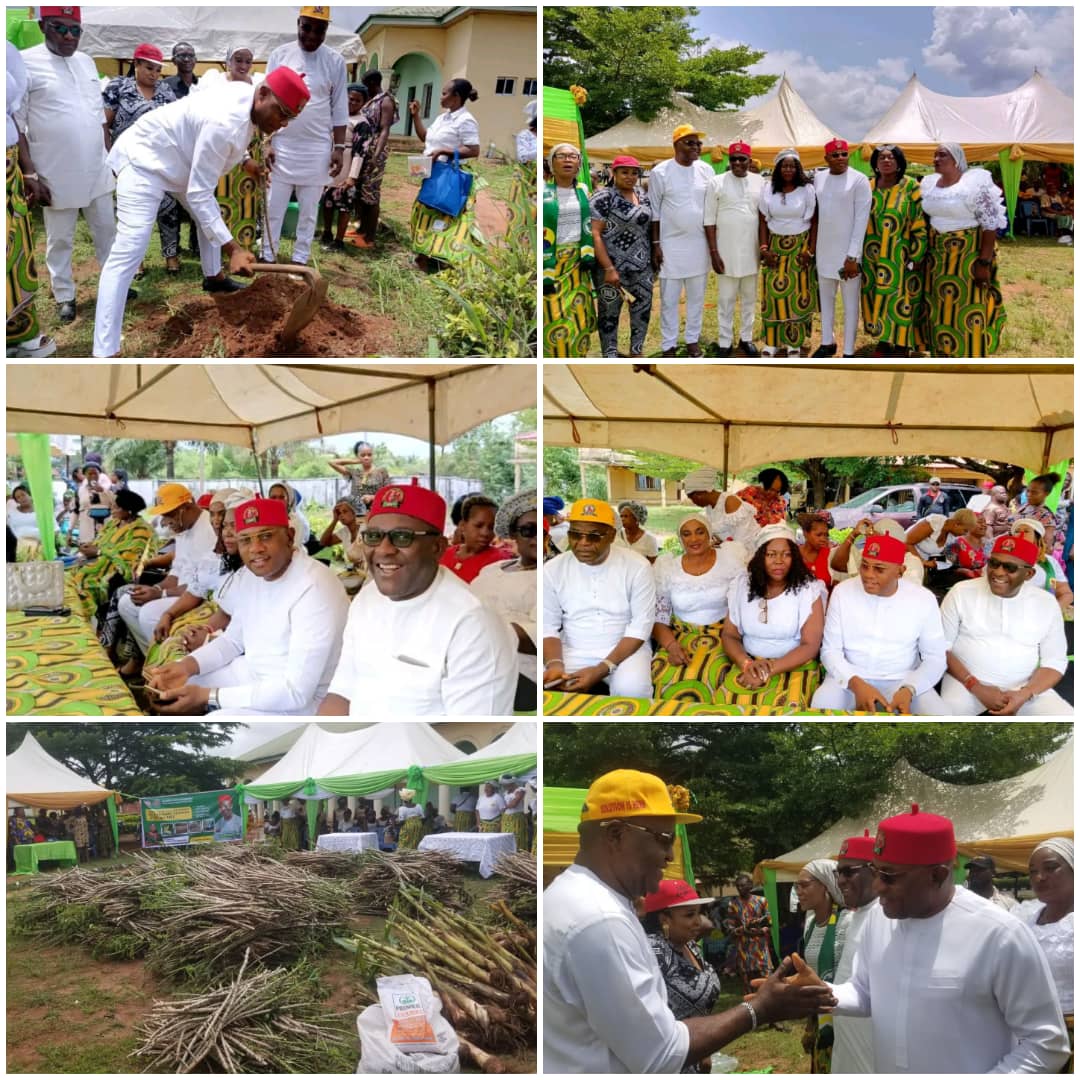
top-left (151, 275), bottom-right (399, 357)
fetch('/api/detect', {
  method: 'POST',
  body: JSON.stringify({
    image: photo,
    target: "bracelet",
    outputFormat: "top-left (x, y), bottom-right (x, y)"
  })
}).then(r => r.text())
top-left (742, 1001), bottom-right (758, 1032)
top-left (22, 172), bottom-right (39, 181)
top-left (601, 658), bottom-right (617, 675)
top-left (741, 657), bottom-right (754, 672)
top-left (652, 241), bottom-right (661, 245)
top-left (543, 659), bottom-right (563, 670)
top-left (333, 143), bottom-right (347, 149)
top-left (963, 674), bottom-right (979, 691)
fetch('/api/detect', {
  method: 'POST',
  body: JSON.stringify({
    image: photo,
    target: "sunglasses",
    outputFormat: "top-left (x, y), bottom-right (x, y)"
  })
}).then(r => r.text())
top-left (986, 557), bottom-right (1029, 572)
top-left (567, 528), bottom-right (608, 543)
top-left (173, 51), bottom-right (196, 60)
top-left (46, 20), bottom-right (82, 36)
top-left (836, 864), bottom-right (870, 878)
top-left (601, 819), bottom-right (675, 847)
top-left (510, 524), bottom-right (538, 538)
top-left (729, 156), bottom-right (749, 163)
top-left (361, 528), bottom-right (441, 548)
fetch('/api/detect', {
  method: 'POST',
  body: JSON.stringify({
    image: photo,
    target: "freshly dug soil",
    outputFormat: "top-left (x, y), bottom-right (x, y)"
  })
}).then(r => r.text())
top-left (151, 275), bottom-right (400, 357)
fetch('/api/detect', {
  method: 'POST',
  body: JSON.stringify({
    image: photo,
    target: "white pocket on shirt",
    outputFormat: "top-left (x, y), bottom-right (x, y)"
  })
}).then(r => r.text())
top-left (923, 973), bottom-right (964, 996)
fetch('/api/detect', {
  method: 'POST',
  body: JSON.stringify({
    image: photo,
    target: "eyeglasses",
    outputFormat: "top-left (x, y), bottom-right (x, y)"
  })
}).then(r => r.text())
top-left (601, 819), bottom-right (675, 847)
top-left (173, 51), bottom-right (196, 60)
top-left (828, 151), bottom-right (849, 158)
top-left (868, 866), bottom-right (912, 885)
top-left (361, 528), bottom-right (441, 548)
top-left (729, 156), bottom-right (749, 163)
top-left (46, 20), bottom-right (82, 37)
top-left (836, 864), bottom-right (870, 878)
top-left (553, 153), bottom-right (581, 162)
top-left (510, 524), bottom-right (538, 538)
top-left (567, 528), bottom-right (607, 543)
top-left (986, 557), bottom-right (1029, 573)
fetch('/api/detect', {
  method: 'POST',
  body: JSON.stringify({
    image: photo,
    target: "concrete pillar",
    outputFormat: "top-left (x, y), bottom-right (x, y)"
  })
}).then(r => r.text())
top-left (372, 797), bottom-right (383, 813)
top-left (437, 784), bottom-right (451, 818)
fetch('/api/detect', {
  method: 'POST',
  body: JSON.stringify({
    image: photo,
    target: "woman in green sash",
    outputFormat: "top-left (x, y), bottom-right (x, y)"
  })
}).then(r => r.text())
top-left (543, 143), bottom-right (596, 357)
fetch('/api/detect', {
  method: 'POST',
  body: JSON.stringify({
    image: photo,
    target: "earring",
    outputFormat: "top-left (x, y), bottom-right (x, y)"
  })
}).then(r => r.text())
top-left (662, 922), bottom-right (670, 939)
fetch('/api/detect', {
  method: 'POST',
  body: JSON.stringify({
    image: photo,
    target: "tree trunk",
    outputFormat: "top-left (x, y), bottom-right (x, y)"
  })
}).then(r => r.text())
top-left (163, 441), bottom-right (176, 480)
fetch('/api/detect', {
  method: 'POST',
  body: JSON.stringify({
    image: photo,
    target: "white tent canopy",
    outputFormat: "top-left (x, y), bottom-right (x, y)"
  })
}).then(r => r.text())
top-left (77, 6), bottom-right (366, 64)
top-left (460, 721), bottom-right (536, 764)
top-left (6, 364), bottom-right (535, 452)
top-left (544, 364), bottom-right (1073, 476)
top-left (7, 732), bottom-right (115, 810)
top-left (760, 738), bottom-right (1073, 878)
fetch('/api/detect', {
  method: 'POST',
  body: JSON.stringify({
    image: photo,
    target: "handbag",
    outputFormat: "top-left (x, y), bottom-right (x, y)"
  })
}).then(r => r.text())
top-left (417, 149), bottom-right (473, 218)
top-left (6, 560), bottom-right (64, 610)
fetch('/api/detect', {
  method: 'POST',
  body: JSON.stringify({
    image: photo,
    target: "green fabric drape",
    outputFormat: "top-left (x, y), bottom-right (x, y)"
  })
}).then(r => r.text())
top-left (676, 822), bottom-right (694, 885)
top-left (543, 786), bottom-right (589, 834)
top-left (17, 433), bottom-right (57, 560)
top-left (763, 866), bottom-right (781, 956)
top-left (236, 786), bottom-right (247, 841)
top-left (998, 150), bottom-right (1022, 240)
top-left (848, 147), bottom-right (873, 177)
top-left (1023, 459), bottom-right (1070, 511)
top-left (423, 753), bottom-right (537, 786)
top-left (544, 86), bottom-right (591, 184)
top-left (6, 10), bottom-right (44, 48)
top-left (406, 764), bottom-right (428, 809)
top-left (105, 794), bottom-right (119, 856)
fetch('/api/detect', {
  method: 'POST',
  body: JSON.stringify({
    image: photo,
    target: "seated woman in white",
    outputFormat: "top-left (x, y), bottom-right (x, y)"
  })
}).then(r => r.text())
top-left (1012, 520), bottom-right (1073, 611)
top-left (615, 499), bottom-right (660, 563)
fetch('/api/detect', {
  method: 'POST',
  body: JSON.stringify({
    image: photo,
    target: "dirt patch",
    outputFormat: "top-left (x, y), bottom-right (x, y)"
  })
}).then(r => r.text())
top-left (144, 274), bottom-right (402, 357)
top-left (474, 189), bottom-right (509, 241)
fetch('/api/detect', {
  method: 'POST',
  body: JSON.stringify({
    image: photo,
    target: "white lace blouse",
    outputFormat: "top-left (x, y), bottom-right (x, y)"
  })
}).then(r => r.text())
top-left (726, 574), bottom-right (827, 659)
top-left (758, 184), bottom-right (816, 235)
top-left (1014, 900), bottom-right (1073, 1013)
top-left (653, 547), bottom-right (746, 626)
top-left (919, 168), bottom-right (1008, 233)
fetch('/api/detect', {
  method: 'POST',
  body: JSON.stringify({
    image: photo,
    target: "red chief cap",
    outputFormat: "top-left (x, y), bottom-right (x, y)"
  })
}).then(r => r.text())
top-left (39, 6), bottom-right (81, 20)
top-left (873, 803), bottom-right (956, 865)
top-left (643, 878), bottom-right (706, 914)
top-left (862, 534), bottom-right (906, 565)
top-left (263, 66), bottom-right (311, 118)
top-left (196, 493), bottom-right (214, 509)
top-left (838, 828), bottom-right (876, 861)
top-left (235, 497), bottom-right (290, 532)
top-left (133, 43), bottom-right (163, 63)
top-left (368, 479), bottom-right (447, 533)
top-left (825, 138), bottom-right (849, 154)
top-left (992, 534), bottom-right (1039, 566)
top-left (728, 141), bottom-right (752, 157)
top-left (218, 794), bottom-right (233, 806)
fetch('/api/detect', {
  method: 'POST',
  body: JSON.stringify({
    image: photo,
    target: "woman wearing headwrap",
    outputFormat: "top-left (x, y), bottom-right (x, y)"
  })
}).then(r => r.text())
top-left (736, 467), bottom-right (790, 528)
top-left (543, 495), bottom-right (568, 557)
top-left (796, 858), bottom-right (846, 1072)
top-left (861, 145), bottom-right (927, 356)
top-left (267, 481), bottom-right (311, 548)
top-left (616, 499), bottom-right (659, 561)
top-left (1014, 837), bottom-right (1073, 1059)
top-left (758, 148), bottom-right (818, 356)
top-left (320, 82), bottom-right (367, 252)
top-left (396, 789), bottom-right (425, 850)
top-left (543, 142), bottom-right (596, 357)
top-left (471, 490), bottom-right (537, 711)
top-left (919, 143), bottom-right (1007, 356)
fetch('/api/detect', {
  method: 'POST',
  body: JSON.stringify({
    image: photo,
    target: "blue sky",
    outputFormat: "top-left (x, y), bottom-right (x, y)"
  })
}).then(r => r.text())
top-left (689, 6), bottom-right (1073, 137)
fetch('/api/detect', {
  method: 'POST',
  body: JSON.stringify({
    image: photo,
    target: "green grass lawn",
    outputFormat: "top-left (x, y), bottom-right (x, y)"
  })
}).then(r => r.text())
top-left (21, 154), bottom-right (520, 358)
top-left (582, 235), bottom-right (1073, 358)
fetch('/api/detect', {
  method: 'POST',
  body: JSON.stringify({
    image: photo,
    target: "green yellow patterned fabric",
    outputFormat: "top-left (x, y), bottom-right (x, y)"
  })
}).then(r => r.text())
top-left (760, 232), bottom-right (818, 350)
top-left (6, 145), bottom-right (40, 344)
top-left (506, 162), bottom-right (537, 252)
top-left (144, 599), bottom-right (219, 669)
top-left (543, 691), bottom-right (858, 717)
top-left (543, 181), bottom-right (594, 286)
top-left (215, 136), bottom-right (263, 253)
top-left (65, 517), bottom-right (156, 622)
top-left (543, 243), bottom-right (596, 357)
top-left (398, 815), bottom-right (424, 850)
top-left (478, 818), bottom-right (501, 833)
top-left (410, 169), bottom-right (486, 265)
top-left (501, 812), bottom-right (529, 851)
top-left (453, 810), bottom-right (475, 833)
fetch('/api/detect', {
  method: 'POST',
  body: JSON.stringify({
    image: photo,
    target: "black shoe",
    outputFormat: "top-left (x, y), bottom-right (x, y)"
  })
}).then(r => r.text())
top-left (686, 342), bottom-right (703, 358)
top-left (738, 340), bottom-right (760, 357)
top-left (715, 345), bottom-right (732, 357)
top-left (57, 300), bottom-right (77, 323)
top-left (843, 353), bottom-right (856, 357)
top-left (661, 347), bottom-right (677, 358)
top-left (127, 287), bottom-right (138, 301)
top-left (202, 276), bottom-right (246, 293)
top-left (812, 343), bottom-right (838, 357)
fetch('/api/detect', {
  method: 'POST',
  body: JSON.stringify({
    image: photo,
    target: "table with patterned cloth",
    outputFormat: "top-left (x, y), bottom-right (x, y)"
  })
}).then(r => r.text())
top-left (315, 831), bottom-right (378, 853)
top-left (6, 611), bottom-right (142, 715)
top-left (14, 840), bottom-right (78, 874)
top-left (543, 691), bottom-right (863, 717)
top-left (417, 831), bottom-right (515, 878)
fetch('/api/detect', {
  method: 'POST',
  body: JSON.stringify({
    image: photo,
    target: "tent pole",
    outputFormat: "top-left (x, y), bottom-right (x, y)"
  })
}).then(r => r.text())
top-left (249, 430), bottom-right (265, 496)
top-left (1040, 430), bottom-right (1053, 472)
top-left (427, 381), bottom-right (436, 488)
top-left (721, 422), bottom-right (730, 488)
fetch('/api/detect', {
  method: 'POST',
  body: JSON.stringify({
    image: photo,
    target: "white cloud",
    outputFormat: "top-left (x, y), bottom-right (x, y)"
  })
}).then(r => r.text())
top-left (923, 6), bottom-right (1074, 94)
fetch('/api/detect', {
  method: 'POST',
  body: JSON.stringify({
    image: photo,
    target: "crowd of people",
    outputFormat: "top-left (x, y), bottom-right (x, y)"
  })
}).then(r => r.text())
top-left (544, 768), bottom-right (1074, 1073)
top-left (542, 466), bottom-right (1073, 714)
top-left (6, 6), bottom-right (511, 358)
top-left (6, 803), bottom-right (114, 869)
top-left (7, 442), bottom-right (537, 716)
top-left (543, 126), bottom-right (1038, 358)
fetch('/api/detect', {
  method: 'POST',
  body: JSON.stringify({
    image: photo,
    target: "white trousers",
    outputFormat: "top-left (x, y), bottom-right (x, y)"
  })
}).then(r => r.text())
top-left (93, 165), bottom-right (221, 356)
top-left (262, 180), bottom-right (323, 264)
top-left (189, 655), bottom-right (320, 714)
top-left (939, 673), bottom-right (1073, 715)
top-left (659, 274), bottom-right (707, 350)
top-left (563, 643), bottom-right (654, 699)
top-left (716, 273), bottom-right (757, 346)
top-left (42, 192), bottom-right (116, 302)
top-left (812, 675), bottom-right (949, 714)
top-left (117, 592), bottom-right (174, 655)
top-left (818, 274), bottom-right (861, 354)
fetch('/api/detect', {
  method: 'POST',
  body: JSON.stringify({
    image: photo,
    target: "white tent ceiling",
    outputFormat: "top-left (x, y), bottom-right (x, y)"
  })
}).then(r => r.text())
top-left (77, 6), bottom-right (366, 64)
top-left (457, 721), bottom-right (536, 764)
top-left (6, 364), bottom-right (535, 451)
top-left (7, 732), bottom-right (115, 809)
top-left (543, 364), bottom-right (1073, 475)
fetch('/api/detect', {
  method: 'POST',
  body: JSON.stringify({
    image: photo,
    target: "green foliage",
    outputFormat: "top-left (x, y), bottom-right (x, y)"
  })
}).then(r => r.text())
top-left (438, 420), bottom-right (524, 503)
top-left (626, 448), bottom-right (705, 482)
top-left (773, 455), bottom-right (934, 506)
top-left (543, 446), bottom-right (583, 501)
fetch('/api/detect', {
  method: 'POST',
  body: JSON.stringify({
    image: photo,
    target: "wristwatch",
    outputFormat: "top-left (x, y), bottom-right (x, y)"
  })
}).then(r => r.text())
top-left (207, 689), bottom-right (220, 710)
top-left (601, 658), bottom-right (618, 675)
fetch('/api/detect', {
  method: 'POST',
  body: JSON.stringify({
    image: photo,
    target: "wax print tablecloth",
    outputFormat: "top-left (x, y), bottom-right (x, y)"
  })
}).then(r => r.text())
top-left (418, 831), bottom-right (515, 878)
top-left (7, 611), bottom-right (142, 715)
top-left (13, 840), bottom-right (78, 874)
top-left (543, 691), bottom-right (862, 716)
top-left (315, 831), bottom-right (378, 853)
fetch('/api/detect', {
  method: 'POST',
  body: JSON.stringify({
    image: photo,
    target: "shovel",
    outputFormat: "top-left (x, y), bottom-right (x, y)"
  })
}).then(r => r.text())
top-left (249, 262), bottom-right (329, 348)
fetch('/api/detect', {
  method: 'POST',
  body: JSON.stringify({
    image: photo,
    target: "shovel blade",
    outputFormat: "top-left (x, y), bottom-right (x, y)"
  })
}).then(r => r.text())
top-left (250, 263), bottom-right (329, 348)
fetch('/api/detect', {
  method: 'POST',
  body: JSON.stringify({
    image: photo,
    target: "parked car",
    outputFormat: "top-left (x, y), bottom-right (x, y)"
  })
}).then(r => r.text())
top-left (829, 482), bottom-right (983, 531)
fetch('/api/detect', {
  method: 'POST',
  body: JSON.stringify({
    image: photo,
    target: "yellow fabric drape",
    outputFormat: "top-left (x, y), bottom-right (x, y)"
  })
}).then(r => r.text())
top-left (543, 118), bottom-right (582, 156)
top-left (7, 791), bottom-right (115, 811)
top-left (543, 830), bottom-right (689, 880)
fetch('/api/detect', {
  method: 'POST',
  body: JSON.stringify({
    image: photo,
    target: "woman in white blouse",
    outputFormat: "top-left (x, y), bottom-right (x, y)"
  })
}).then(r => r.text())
top-left (920, 142), bottom-right (1008, 357)
top-left (408, 78), bottom-right (482, 271)
top-left (615, 500), bottom-right (660, 562)
top-left (758, 148), bottom-right (818, 357)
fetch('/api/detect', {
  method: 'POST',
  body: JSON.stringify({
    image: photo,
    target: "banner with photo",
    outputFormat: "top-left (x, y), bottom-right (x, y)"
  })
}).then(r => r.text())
top-left (140, 788), bottom-right (244, 848)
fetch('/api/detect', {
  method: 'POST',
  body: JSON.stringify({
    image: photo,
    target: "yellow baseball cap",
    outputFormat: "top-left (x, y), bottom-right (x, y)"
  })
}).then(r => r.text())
top-left (299, 5), bottom-right (330, 20)
top-left (566, 498), bottom-right (617, 528)
top-left (672, 124), bottom-right (706, 144)
top-left (581, 769), bottom-right (702, 825)
top-left (146, 482), bottom-right (194, 517)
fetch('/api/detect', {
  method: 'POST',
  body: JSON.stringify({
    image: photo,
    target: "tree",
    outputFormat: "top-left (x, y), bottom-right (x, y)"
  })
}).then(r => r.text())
top-left (162, 440), bottom-right (177, 480)
top-left (773, 456), bottom-right (933, 508)
top-left (544, 7), bottom-right (778, 137)
top-left (6, 723), bottom-right (245, 796)
top-left (626, 449), bottom-right (704, 483)
top-left (543, 446), bottom-right (583, 501)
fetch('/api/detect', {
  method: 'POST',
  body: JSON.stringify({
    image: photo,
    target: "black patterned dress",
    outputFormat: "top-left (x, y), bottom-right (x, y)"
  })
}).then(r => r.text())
top-left (648, 933), bottom-right (722, 1072)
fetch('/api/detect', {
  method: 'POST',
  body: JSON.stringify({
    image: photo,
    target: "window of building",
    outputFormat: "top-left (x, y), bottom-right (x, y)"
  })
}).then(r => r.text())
top-left (421, 82), bottom-right (433, 118)
top-left (522, 77), bottom-right (537, 96)
top-left (634, 474), bottom-right (661, 491)
top-left (495, 76), bottom-right (516, 96)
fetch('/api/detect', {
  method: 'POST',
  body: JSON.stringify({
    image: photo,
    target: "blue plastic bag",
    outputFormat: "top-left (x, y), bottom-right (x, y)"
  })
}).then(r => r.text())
top-left (417, 150), bottom-right (473, 218)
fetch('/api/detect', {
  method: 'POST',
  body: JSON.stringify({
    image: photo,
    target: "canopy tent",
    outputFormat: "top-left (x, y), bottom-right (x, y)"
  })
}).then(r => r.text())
top-left (75, 6), bottom-right (366, 64)
top-left (6, 732), bottom-right (119, 852)
top-left (860, 72), bottom-right (1074, 236)
top-left (585, 77), bottom-right (848, 170)
top-left (544, 364), bottom-right (1074, 480)
top-left (6, 363), bottom-right (536, 487)
top-left (422, 722), bottom-right (538, 787)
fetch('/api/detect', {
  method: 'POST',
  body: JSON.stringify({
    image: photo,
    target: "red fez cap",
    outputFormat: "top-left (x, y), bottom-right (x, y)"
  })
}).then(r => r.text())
top-left (196, 493), bottom-right (214, 509)
top-left (369, 479), bottom-right (446, 533)
top-left (39, 6), bottom-right (81, 20)
top-left (825, 138), bottom-right (849, 154)
top-left (874, 803), bottom-right (955, 865)
top-left (643, 878), bottom-right (705, 913)
top-left (611, 154), bottom-right (642, 170)
top-left (992, 534), bottom-right (1039, 566)
top-left (728, 141), bottom-right (752, 157)
top-left (218, 794), bottom-right (233, 806)
top-left (235, 497), bottom-right (290, 531)
top-left (838, 828), bottom-right (876, 861)
top-left (862, 534), bottom-right (906, 565)
top-left (133, 43), bottom-right (163, 63)
top-left (263, 66), bottom-right (311, 118)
